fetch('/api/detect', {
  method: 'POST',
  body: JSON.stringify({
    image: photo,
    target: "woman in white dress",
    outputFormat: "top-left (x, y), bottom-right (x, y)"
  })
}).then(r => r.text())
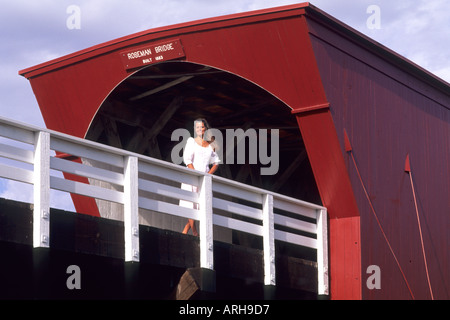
top-left (180, 118), bottom-right (220, 236)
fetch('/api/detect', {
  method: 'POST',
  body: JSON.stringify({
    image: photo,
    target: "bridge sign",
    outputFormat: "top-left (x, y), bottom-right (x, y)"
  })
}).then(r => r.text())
top-left (120, 39), bottom-right (185, 70)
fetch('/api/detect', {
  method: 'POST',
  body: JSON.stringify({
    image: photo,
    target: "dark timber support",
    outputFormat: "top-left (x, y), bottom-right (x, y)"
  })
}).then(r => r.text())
top-left (173, 267), bottom-right (216, 300)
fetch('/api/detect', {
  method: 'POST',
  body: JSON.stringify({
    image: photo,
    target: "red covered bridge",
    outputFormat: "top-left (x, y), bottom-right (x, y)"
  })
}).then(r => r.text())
top-left (17, 3), bottom-right (450, 299)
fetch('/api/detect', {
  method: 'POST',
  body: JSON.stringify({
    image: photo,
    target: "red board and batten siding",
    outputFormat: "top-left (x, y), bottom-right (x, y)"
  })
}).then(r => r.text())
top-left (307, 11), bottom-right (450, 299)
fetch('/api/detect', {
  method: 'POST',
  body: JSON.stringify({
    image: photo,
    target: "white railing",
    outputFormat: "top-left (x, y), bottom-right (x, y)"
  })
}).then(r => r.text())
top-left (0, 116), bottom-right (328, 295)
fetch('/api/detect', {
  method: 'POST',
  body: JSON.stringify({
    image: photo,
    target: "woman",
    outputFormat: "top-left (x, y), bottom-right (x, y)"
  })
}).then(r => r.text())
top-left (180, 118), bottom-right (220, 236)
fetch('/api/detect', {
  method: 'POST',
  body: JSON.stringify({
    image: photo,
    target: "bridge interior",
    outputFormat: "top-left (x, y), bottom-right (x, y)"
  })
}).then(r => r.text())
top-left (86, 61), bottom-right (321, 204)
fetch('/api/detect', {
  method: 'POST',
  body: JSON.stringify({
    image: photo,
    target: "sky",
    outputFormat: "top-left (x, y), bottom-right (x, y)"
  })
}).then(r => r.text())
top-left (0, 0), bottom-right (449, 210)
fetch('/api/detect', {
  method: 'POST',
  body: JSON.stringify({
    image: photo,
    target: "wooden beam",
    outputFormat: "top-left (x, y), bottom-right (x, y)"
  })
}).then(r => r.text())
top-left (129, 76), bottom-right (193, 101)
top-left (145, 136), bottom-right (162, 159)
top-left (174, 269), bottom-right (200, 300)
top-left (98, 100), bottom-right (147, 128)
top-left (101, 116), bottom-right (122, 149)
top-left (130, 69), bottom-right (223, 80)
top-left (235, 163), bottom-right (250, 182)
top-left (173, 268), bottom-right (216, 300)
top-left (272, 150), bottom-right (307, 192)
top-left (125, 129), bottom-right (144, 152)
top-left (216, 100), bottom-right (275, 123)
top-left (86, 117), bottom-right (105, 141)
top-left (249, 163), bottom-right (263, 188)
top-left (133, 96), bottom-right (183, 154)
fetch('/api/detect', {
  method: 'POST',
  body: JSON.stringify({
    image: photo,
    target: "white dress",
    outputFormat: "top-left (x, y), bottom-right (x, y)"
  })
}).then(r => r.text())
top-left (179, 137), bottom-right (220, 209)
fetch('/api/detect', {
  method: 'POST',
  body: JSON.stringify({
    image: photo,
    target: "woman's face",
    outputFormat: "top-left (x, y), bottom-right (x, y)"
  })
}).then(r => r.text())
top-left (195, 121), bottom-right (206, 137)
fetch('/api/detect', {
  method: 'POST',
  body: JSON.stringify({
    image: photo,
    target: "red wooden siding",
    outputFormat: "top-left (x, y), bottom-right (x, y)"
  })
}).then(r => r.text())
top-left (329, 217), bottom-right (362, 299)
top-left (295, 109), bottom-right (362, 300)
top-left (307, 11), bottom-right (450, 299)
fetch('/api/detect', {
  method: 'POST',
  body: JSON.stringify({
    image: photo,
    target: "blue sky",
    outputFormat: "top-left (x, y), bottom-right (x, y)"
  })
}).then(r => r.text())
top-left (0, 0), bottom-right (449, 210)
top-left (1, 0), bottom-right (449, 127)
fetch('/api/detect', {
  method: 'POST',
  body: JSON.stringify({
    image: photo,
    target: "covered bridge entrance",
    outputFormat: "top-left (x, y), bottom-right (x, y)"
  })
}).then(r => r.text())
top-left (18, 3), bottom-right (367, 300)
top-left (19, 3), bottom-right (450, 299)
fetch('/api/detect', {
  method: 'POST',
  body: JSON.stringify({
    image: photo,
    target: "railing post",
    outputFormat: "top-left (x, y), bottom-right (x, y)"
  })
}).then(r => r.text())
top-left (262, 193), bottom-right (275, 286)
top-left (33, 131), bottom-right (50, 248)
top-left (124, 156), bottom-right (139, 262)
top-left (198, 174), bottom-right (213, 270)
top-left (317, 208), bottom-right (329, 295)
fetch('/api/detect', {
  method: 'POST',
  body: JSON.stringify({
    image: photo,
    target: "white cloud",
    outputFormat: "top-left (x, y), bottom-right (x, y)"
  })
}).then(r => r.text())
top-left (360, 1), bottom-right (450, 77)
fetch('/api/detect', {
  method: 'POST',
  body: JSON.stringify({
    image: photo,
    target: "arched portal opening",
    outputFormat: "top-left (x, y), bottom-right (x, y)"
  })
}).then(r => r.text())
top-left (85, 61), bottom-right (320, 248)
top-left (87, 61), bottom-right (319, 202)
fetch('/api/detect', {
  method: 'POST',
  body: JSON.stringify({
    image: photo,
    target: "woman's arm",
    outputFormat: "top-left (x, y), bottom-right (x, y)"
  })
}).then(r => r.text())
top-left (208, 163), bottom-right (218, 175)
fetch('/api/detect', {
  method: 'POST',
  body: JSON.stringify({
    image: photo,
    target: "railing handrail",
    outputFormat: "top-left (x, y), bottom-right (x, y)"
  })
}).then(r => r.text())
top-left (0, 115), bottom-right (329, 295)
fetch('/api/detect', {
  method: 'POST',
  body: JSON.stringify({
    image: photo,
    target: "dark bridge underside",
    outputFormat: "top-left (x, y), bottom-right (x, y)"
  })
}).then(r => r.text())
top-left (0, 198), bottom-right (318, 299)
